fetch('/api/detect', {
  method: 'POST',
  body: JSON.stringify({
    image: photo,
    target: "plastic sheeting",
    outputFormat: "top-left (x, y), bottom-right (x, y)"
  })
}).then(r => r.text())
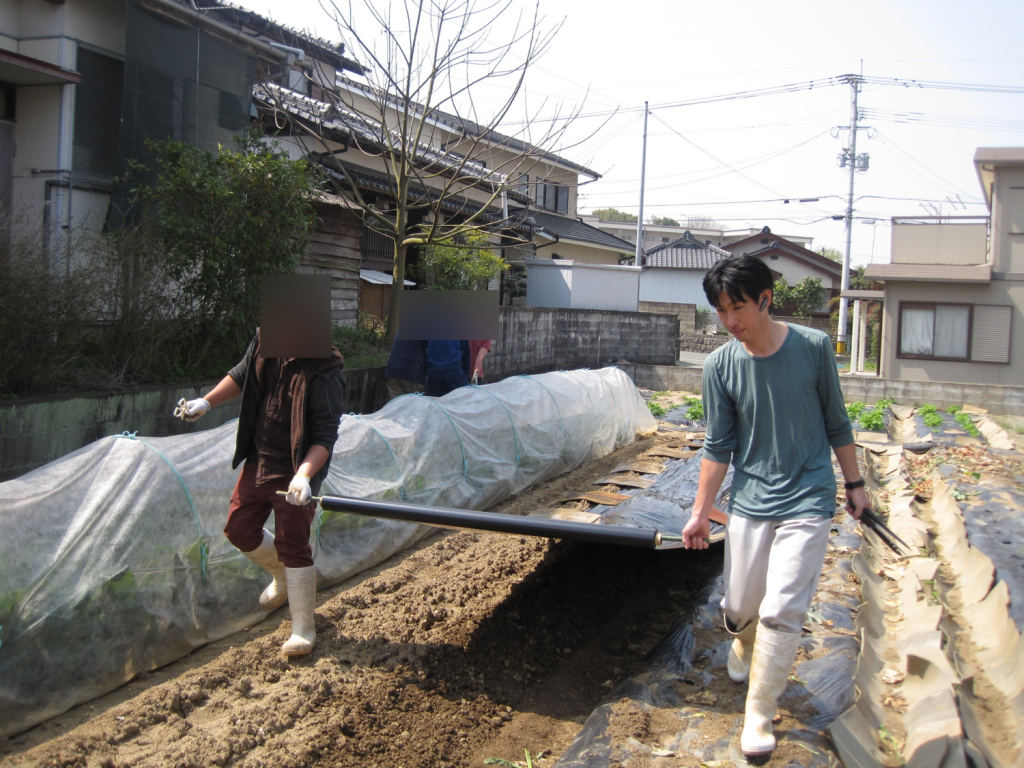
top-left (554, 499), bottom-right (862, 767)
top-left (0, 367), bottom-right (655, 738)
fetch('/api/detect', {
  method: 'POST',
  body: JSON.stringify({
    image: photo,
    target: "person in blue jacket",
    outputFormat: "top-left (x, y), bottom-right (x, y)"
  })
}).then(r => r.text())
top-left (424, 340), bottom-right (471, 397)
top-left (384, 335), bottom-right (427, 400)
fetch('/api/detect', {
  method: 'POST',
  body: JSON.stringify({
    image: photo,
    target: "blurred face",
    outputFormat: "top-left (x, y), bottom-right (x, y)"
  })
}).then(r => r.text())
top-left (715, 290), bottom-right (770, 342)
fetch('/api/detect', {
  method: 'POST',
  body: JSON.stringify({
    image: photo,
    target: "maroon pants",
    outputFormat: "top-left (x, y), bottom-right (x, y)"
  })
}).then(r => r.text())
top-left (225, 462), bottom-right (317, 568)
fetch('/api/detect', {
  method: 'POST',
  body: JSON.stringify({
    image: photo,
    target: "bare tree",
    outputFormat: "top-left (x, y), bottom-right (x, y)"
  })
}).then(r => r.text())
top-left (684, 215), bottom-right (724, 231)
top-left (264, 0), bottom-right (601, 338)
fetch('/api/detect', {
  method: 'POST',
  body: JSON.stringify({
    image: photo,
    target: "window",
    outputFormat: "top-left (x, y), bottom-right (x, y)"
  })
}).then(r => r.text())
top-left (898, 302), bottom-right (1012, 363)
top-left (0, 82), bottom-right (14, 122)
top-left (73, 48), bottom-right (125, 178)
top-left (516, 173), bottom-right (529, 196)
top-left (534, 180), bottom-right (569, 213)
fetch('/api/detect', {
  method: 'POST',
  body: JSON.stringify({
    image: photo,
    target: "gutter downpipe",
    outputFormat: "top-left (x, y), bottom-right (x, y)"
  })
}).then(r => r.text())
top-left (269, 42), bottom-right (305, 63)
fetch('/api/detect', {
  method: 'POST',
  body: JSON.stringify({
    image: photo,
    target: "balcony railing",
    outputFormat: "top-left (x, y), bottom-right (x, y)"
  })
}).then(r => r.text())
top-left (890, 216), bottom-right (989, 266)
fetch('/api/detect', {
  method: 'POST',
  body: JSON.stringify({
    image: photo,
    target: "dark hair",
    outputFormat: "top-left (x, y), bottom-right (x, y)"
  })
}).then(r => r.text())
top-left (702, 255), bottom-right (774, 309)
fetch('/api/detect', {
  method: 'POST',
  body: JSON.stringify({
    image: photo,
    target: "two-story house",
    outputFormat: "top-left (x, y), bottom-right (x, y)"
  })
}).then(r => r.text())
top-left (865, 147), bottom-right (1023, 385)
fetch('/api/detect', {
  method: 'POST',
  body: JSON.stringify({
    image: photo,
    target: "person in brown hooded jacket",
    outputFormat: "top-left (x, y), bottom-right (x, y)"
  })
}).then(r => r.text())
top-left (177, 329), bottom-right (345, 656)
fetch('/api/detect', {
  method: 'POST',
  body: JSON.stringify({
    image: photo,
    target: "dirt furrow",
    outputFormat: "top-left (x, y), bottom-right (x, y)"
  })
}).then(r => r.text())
top-left (2, 434), bottom-right (723, 768)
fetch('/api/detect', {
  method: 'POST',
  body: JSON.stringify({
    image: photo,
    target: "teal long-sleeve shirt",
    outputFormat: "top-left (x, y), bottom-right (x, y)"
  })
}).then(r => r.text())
top-left (702, 324), bottom-right (854, 521)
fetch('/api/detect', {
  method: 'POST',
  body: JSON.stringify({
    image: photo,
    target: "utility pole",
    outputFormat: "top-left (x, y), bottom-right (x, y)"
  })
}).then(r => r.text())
top-left (634, 101), bottom-right (648, 267)
top-left (837, 74), bottom-right (869, 351)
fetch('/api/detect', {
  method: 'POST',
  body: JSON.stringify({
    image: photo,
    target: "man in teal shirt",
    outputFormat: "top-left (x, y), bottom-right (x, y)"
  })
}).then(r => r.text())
top-left (682, 255), bottom-right (869, 761)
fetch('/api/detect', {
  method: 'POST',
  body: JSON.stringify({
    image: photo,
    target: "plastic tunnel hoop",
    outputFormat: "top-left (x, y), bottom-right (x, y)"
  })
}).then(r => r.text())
top-left (519, 374), bottom-right (566, 437)
top-left (418, 398), bottom-right (468, 477)
top-left (468, 386), bottom-right (522, 465)
top-left (349, 413), bottom-right (406, 498)
top-left (114, 432), bottom-right (209, 582)
top-left (317, 495), bottom-right (660, 548)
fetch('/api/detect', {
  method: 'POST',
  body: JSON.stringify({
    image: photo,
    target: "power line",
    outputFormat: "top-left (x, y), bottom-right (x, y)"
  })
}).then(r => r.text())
top-left (502, 73), bottom-right (1024, 127)
top-left (874, 131), bottom-right (982, 199)
top-left (858, 74), bottom-right (1024, 94)
top-left (862, 108), bottom-right (1024, 133)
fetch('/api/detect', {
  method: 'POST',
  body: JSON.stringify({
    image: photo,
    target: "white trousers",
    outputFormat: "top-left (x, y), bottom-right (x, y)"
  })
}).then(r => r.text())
top-left (722, 515), bottom-right (832, 635)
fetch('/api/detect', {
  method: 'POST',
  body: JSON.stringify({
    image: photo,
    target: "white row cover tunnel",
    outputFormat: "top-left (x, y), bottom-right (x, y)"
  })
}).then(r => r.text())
top-left (0, 368), bottom-right (656, 738)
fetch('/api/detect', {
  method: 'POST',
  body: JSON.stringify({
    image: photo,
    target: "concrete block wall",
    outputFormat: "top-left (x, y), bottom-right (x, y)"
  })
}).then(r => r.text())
top-left (638, 301), bottom-right (697, 334)
top-left (487, 306), bottom-right (679, 380)
top-left (1, 308), bottom-right (680, 481)
top-left (679, 333), bottom-right (730, 354)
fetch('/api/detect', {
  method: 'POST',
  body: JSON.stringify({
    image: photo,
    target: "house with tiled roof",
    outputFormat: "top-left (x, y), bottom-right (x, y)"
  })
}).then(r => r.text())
top-left (722, 227), bottom-right (847, 315)
top-left (635, 232), bottom-right (732, 331)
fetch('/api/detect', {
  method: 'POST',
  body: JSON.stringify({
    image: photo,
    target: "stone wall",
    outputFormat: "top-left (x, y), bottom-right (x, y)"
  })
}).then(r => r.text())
top-left (487, 306), bottom-right (679, 379)
top-left (678, 333), bottom-right (731, 354)
top-left (638, 301), bottom-right (697, 334)
top-left (619, 364), bottom-right (1024, 416)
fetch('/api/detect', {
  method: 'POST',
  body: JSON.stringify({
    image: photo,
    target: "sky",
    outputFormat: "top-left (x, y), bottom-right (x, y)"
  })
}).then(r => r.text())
top-left (243, 0), bottom-right (1024, 266)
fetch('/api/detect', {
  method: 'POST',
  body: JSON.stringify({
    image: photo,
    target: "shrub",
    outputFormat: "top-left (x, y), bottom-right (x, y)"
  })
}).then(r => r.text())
top-left (331, 314), bottom-right (392, 369)
top-left (0, 215), bottom-right (98, 396)
top-left (129, 129), bottom-right (320, 376)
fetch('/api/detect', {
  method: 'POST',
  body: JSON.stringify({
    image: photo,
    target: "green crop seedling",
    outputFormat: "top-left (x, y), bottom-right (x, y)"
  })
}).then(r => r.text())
top-left (846, 401), bottom-right (866, 421)
top-left (860, 408), bottom-right (885, 432)
top-left (647, 401), bottom-right (667, 418)
top-left (684, 396), bottom-right (704, 421)
top-left (954, 412), bottom-right (980, 437)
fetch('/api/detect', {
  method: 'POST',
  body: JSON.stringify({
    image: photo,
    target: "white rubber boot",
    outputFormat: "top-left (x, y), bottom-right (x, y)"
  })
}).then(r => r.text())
top-left (242, 530), bottom-right (288, 611)
top-left (741, 624), bottom-right (802, 761)
top-left (282, 565), bottom-right (318, 656)
top-left (726, 619), bottom-right (758, 683)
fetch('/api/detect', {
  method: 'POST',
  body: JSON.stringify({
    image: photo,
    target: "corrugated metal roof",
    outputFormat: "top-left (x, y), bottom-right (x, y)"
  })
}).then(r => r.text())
top-left (864, 263), bottom-right (992, 282)
top-left (531, 211), bottom-right (633, 251)
top-left (360, 269), bottom-right (415, 286)
top-left (642, 231), bottom-right (732, 269)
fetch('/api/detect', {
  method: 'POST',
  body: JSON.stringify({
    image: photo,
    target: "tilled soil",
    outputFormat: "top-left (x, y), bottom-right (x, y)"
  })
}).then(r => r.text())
top-left (1, 435), bottom-right (723, 768)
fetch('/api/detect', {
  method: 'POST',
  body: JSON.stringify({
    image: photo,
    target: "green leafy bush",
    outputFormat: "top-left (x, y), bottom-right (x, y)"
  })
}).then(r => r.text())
top-left (129, 129), bottom-right (320, 375)
top-left (947, 405), bottom-right (961, 415)
top-left (922, 412), bottom-right (943, 428)
top-left (331, 314), bottom-right (391, 369)
top-left (412, 230), bottom-right (508, 290)
top-left (917, 403), bottom-right (939, 415)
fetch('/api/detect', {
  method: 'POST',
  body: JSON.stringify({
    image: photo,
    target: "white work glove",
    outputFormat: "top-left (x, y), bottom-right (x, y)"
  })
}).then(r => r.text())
top-left (174, 397), bottom-right (210, 422)
top-left (285, 473), bottom-right (312, 506)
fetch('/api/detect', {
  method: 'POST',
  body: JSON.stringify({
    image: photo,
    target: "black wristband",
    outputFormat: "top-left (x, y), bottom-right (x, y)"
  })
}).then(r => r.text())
top-left (844, 478), bottom-right (865, 490)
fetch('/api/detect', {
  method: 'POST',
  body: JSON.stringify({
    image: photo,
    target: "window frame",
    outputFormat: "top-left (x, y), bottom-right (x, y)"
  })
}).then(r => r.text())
top-left (896, 301), bottom-right (975, 363)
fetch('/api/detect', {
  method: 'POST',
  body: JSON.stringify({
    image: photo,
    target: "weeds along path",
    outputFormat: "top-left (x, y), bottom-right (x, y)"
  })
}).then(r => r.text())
top-left (1, 434), bottom-right (724, 768)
